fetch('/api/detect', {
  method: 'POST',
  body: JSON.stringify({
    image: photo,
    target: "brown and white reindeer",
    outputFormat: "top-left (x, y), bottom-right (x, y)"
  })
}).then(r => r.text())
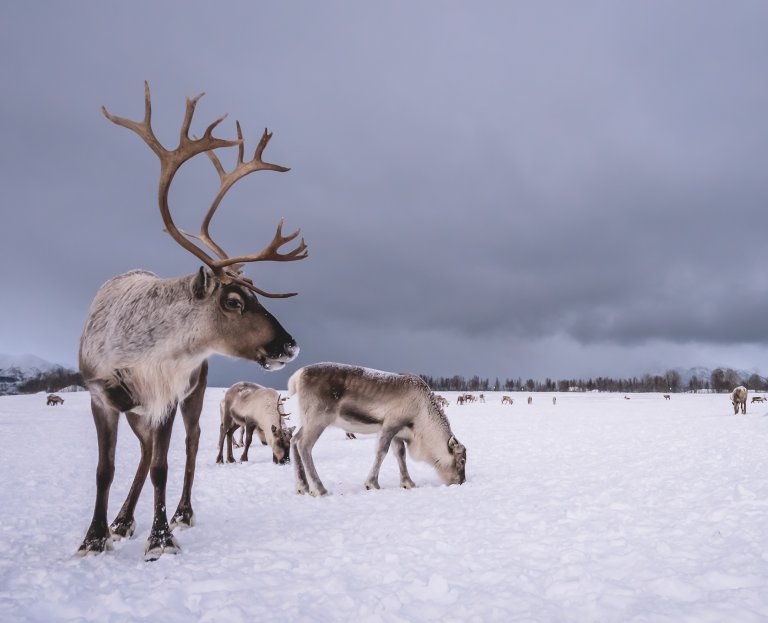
top-left (731, 386), bottom-right (748, 414)
top-left (47, 394), bottom-right (64, 406)
top-left (76, 83), bottom-right (307, 561)
top-left (501, 395), bottom-right (513, 405)
top-left (289, 363), bottom-right (467, 496)
top-left (217, 382), bottom-right (294, 464)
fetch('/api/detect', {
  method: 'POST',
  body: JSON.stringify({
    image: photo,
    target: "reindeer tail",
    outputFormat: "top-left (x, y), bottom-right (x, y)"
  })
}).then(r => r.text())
top-left (287, 368), bottom-right (303, 397)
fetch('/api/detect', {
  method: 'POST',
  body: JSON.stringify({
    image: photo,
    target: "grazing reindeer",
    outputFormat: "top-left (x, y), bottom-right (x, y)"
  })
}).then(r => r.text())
top-left (751, 396), bottom-right (765, 404)
top-left (501, 395), bottom-right (513, 405)
top-left (731, 386), bottom-right (748, 414)
top-left (289, 363), bottom-right (467, 496)
top-left (76, 83), bottom-right (307, 561)
top-left (47, 394), bottom-right (64, 406)
top-left (217, 382), bottom-right (293, 464)
top-left (663, 394), bottom-right (671, 400)
top-left (434, 394), bottom-right (450, 408)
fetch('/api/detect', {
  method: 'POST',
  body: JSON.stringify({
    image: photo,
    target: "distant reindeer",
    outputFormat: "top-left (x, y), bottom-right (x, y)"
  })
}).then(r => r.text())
top-left (501, 395), bottom-right (513, 405)
top-left (663, 394), bottom-right (671, 400)
top-left (289, 363), bottom-right (466, 496)
top-left (456, 395), bottom-right (466, 405)
top-left (217, 382), bottom-right (293, 464)
top-left (434, 394), bottom-right (450, 408)
top-left (750, 396), bottom-right (765, 404)
top-left (552, 396), bottom-right (556, 405)
top-left (624, 396), bottom-right (631, 400)
top-left (527, 396), bottom-right (533, 405)
top-left (76, 83), bottom-right (307, 561)
top-left (46, 394), bottom-right (64, 406)
top-left (731, 386), bottom-right (748, 414)
top-left (478, 394), bottom-right (485, 403)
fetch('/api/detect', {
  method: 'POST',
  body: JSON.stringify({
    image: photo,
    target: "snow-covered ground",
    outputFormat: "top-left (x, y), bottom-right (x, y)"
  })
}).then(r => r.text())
top-left (1, 389), bottom-right (767, 622)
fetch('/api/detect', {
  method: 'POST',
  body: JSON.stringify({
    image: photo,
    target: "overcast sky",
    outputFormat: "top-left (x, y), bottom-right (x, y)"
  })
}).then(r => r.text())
top-left (2, 2), bottom-right (768, 387)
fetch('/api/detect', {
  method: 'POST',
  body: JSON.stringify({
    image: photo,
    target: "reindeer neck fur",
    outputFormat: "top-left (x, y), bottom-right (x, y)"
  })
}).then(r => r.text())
top-left (80, 270), bottom-right (218, 424)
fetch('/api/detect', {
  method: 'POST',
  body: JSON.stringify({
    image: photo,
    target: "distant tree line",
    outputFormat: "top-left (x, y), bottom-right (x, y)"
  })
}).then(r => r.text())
top-left (420, 368), bottom-right (767, 394)
top-left (17, 367), bottom-right (84, 394)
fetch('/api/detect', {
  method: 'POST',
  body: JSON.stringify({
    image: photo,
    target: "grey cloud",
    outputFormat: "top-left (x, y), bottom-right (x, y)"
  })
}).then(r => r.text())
top-left (2, 1), bottom-right (768, 384)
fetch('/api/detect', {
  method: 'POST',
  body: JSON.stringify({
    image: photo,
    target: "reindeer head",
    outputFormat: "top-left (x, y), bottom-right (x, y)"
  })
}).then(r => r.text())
top-left (270, 424), bottom-right (292, 464)
top-left (435, 435), bottom-right (467, 486)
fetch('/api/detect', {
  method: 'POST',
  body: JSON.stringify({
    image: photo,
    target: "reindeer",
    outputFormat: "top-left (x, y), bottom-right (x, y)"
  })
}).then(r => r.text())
top-left (501, 395), bottom-right (513, 405)
top-left (478, 394), bottom-right (485, 403)
top-left (731, 386), bottom-right (748, 414)
top-left (76, 83), bottom-right (307, 561)
top-left (434, 394), bottom-right (450, 408)
top-left (217, 382), bottom-right (293, 464)
top-left (527, 396), bottom-right (533, 405)
top-left (751, 396), bottom-right (765, 404)
top-left (289, 363), bottom-right (466, 496)
top-left (663, 394), bottom-right (671, 400)
top-left (46, 394), bottom-right (64, 406)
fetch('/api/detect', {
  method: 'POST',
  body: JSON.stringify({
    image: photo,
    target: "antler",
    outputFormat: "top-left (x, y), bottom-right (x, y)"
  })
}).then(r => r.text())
top-left (102, 82), bottom-right (307, 298)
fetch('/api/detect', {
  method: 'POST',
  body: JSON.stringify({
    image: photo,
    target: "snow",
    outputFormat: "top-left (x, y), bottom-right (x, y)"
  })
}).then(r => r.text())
top-left (1, 390), bottom-right (767, 622)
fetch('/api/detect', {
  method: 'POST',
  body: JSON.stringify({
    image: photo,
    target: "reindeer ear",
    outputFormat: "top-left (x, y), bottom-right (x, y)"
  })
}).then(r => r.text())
top-left (192, 267), bottom-right (217, 299)
top-left (448, 435), bottom-right (458, 450)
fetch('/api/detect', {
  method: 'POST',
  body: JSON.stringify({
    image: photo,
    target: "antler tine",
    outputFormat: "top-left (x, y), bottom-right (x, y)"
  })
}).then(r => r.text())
top-left (214, 219), bottom-right (308, 269)
top-left (101, 81), bottom-right (164, 158)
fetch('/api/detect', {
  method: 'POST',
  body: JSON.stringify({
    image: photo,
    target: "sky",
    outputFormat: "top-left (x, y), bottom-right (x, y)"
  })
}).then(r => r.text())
top-left (2, 1), bottom-right (768, 387)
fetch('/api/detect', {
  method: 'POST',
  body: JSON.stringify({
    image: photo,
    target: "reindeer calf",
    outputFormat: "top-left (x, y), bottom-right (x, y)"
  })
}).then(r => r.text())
top-left (289, 363), bottom-right (466, 496)
top-left (217, 383), bottom-right (293, 465)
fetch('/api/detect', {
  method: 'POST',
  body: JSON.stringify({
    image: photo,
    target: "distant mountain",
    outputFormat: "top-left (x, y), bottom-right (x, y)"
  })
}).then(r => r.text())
top-left (0, 353), bottom-right (69, 395)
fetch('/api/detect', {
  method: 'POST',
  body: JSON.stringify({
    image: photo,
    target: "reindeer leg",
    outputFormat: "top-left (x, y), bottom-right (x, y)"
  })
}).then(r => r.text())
top-left (216, 422), bottom-right (227, 464)
top-left (291, 428), bottom-right (310, 495)
top-left (144, 406), bottom-right (180, 561)
top-left (293, 418), bottom-right (328, 497)
top-left (392, 437), bottom-right (416, 489)
top-left (364, 426), bottom-right (399, 491)
top-left (241, 424), bottom-right (255, 462)
top-left (171, 361), bottom-right (206, 531)
top-left (76, 398), bottom-right (119, 555)
top-left (110, 411), bottom-right (152, 539)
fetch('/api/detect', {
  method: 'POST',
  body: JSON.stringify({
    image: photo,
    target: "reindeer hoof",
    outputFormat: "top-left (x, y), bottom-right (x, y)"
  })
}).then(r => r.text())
top-left (144, 533), bottom-right (181, 562)
top-left (365, 481), bottom-right (380, 490)
top-left (170, 510), bottom-right (195, 531)
top-left (75, 535), bottom-right (114, 557)
top-left (109, 518), bottom-right (136, 540)
top-left (309, 487), bottom-right (328, 497)
top-left (400, 479), bottom-right (416, 489)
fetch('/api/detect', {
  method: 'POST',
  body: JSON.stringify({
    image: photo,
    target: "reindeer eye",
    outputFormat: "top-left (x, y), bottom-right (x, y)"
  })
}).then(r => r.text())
top-left (224, 294), bottom-right (244, 311)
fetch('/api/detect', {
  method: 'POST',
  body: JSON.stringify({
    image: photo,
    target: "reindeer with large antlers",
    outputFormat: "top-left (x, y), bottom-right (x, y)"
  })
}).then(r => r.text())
top-left (76, 83), bottom-right (307, 561)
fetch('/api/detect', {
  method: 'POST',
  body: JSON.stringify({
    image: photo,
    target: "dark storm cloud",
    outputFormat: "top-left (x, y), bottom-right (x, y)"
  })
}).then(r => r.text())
top-left (2, 1), bottom-right (768, 384)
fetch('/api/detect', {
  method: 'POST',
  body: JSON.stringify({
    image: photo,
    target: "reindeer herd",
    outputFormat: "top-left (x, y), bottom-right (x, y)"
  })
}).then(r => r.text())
top-left (68, 84), bottom-right (762, 563)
